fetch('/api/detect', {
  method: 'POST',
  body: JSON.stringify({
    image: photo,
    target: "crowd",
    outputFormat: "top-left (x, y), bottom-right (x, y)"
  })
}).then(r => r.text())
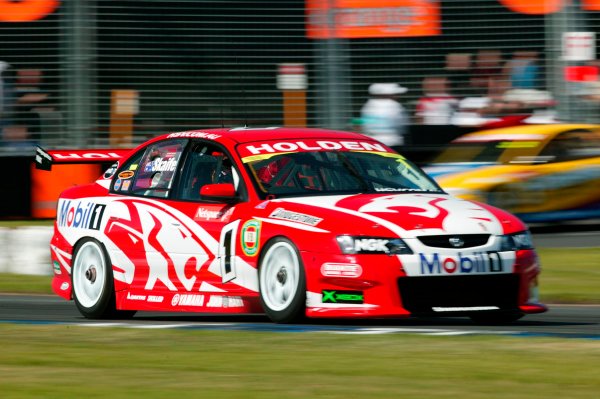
top-left (359, 49), bottom-right (558, 147)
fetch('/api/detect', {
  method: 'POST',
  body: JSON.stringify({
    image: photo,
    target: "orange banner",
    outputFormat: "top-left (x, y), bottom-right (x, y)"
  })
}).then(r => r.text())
top-left (582, 0), bottom-right (600, 11)
top-left (500, 0), bottom-right (600, 14)
top-left (0, 0), bottom-right (59, 22)
top-left (306, 0), bottom-right (440, 39)
top-left (31, 163), bottom-right (101, 219)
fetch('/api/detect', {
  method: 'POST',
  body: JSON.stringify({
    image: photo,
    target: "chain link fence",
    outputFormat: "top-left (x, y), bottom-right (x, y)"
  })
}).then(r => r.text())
top-left (2, 0), bottom-right (600, 156)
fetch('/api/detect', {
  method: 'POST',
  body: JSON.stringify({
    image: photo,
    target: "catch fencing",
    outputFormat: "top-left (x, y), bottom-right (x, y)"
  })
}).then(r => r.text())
top-left (1, 0), bottom-right (600, 155)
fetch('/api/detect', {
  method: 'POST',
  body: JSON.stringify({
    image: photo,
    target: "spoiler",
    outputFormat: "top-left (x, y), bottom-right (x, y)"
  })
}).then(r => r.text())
top-left (35, 146), bottom-right (132, 171)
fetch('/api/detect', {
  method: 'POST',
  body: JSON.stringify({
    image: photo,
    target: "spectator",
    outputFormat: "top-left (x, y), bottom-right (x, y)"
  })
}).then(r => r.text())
top-left (451, 96), bottom-right (498, 127)
top-left (444, 53), bottom-right (472, 98)
top-left (13, 68), bottom-right (50, 142)
top-left (415, 76), bottom-right (458, 125)
top-left (503, 50), bottom-right (541, 90)
top-left (360, 83), bottom-right (409, 148)
top-left (470, 49), bottom-right (503, 96)
top-left (0, 61), bottom-right (16, 126)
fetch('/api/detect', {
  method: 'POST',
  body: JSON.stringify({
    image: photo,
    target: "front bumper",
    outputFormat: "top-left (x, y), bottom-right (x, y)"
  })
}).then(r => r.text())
top-left (303, 249), bottom-right (546, 319)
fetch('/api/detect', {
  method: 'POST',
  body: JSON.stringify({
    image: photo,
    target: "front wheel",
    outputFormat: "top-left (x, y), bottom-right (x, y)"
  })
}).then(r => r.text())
top-left (71, 239), bottom-right (135, 319)
top-left (258, 237), bottom-right (306, 323)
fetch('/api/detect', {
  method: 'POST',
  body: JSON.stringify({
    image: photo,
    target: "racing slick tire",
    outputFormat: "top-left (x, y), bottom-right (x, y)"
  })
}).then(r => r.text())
top-left (469, 312), bottom-right (523, 324)
top-left (258, 237), bottom-right (306, 323)
top-left (71, 238), bottom-right (136, 319)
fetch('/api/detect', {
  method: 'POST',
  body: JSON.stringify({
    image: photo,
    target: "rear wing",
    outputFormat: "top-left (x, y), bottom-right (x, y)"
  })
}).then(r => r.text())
top-left (35, 146), bottom-right (132, 171)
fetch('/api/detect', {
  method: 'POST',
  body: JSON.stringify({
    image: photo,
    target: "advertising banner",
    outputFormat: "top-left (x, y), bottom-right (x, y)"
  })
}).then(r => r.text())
top-left (305, 0), bottom-right (440, 39)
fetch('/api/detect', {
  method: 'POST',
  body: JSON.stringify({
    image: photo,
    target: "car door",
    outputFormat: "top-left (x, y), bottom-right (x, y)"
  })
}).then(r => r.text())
top-left (106, 139), bottom-right (194, 295)
top-left (168, 141), bottom-right (246, 294)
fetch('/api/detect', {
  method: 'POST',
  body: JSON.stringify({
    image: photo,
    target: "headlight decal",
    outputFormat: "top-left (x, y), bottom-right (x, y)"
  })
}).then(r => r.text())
top-left (500, 231), bottom-right (534, 251)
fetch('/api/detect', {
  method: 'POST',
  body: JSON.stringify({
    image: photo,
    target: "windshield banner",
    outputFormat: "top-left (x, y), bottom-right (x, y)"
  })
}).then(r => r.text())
top-left (238, 139), bottom-right (391, 161)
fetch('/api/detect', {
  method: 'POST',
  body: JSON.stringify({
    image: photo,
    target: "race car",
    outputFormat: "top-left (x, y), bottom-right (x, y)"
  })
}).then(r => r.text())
top-left (424, 124), bottom-right (600, 223)
top-left (37, 127), bottom-right (546, 323)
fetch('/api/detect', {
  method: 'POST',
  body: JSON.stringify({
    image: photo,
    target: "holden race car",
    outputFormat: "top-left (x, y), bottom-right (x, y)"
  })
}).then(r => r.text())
top-left (37, 127), bottom-right (546, 323)
top-left (424, 124), bottom-right (600, 223)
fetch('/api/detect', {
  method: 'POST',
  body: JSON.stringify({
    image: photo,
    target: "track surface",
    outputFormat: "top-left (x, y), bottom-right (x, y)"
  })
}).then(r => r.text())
top-left (1, 295), bottom-right (598, 339)
top-left (531, 225), bottom-right (600, 248)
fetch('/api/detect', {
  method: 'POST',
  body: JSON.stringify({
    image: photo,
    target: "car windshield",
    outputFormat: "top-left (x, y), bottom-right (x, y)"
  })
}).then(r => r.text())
top-left (243, 150), bottom-right (443, 197)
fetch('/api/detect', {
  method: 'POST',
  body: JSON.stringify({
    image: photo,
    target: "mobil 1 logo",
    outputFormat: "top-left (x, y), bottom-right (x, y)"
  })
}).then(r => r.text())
top-left (57, 200), bottom-right (106, 230)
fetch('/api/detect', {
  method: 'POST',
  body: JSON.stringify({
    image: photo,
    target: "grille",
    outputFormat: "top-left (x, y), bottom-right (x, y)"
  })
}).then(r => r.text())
top-left (397, 274), bottom-right (520, 315)
top-left (417, 234), bottom-right (491, 248)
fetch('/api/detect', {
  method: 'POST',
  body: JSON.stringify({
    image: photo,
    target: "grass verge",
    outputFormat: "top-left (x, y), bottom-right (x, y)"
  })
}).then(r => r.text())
top-left (1, 325), bottom-right (599, 399)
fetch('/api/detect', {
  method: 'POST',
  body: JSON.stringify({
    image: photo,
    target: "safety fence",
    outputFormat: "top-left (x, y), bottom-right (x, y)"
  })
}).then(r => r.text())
top-left (1, 0), bottom-right (600, 156)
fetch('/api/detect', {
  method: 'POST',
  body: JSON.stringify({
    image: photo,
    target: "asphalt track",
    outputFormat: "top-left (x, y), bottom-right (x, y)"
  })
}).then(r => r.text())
top-left (531, 224), bottom-right (600, 248)
top-left (1, 294), bottom-right (598, 340)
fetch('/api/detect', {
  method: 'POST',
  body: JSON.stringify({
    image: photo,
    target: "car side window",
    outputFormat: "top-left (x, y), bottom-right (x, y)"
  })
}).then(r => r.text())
top-left (111, 150), bottom-right (144, 194)
top-left (176, 142), bottom-right (235, 201)
top-left (113, 140), bottom-right (186, 198)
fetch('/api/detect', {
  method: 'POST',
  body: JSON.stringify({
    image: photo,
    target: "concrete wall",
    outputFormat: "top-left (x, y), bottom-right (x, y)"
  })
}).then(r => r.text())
top-left (0, 227), bottom-right (53, 275)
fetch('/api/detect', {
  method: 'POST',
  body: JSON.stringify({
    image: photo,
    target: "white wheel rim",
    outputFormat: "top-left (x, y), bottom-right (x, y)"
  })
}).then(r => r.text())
top-left (260, 242), bottom-right (299, 312)
top-left (73, 242), bottom-right (106, 308)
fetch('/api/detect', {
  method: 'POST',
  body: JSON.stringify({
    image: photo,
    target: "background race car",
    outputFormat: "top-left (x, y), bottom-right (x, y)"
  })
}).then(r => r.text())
top-left (424, 124), bottom-right (600, 223)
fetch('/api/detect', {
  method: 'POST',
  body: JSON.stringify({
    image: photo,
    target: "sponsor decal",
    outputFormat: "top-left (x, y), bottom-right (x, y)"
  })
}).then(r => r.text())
top-left (269, 208), bottom-right (322, 226)
top-left (114, 178), bottom-right (122, 191)
top-left (148, 295), bottom-right (164, 303)
top-left (127, 292), bottom-right (147, 301)
top-left (206, 295), bottom-right (244, 308)
top-left (240, 140), bottom-right (388, 156)
top-left (53, 261), bottom-right (61, 274)
top-left (57, 200), bottom-right (106, 230)
top-left (172, 294), bottom-right (205, 307)
top-left (320, 263), bottom-right (362, 278)
top-left (118, 170), bottom-right (135, 179)
top-left (322, 290), bottom-right (364, 304)
top-left (103, 162), bottom-right (119, 179)
top-left (353, 238), bottom-right (389, 253)
top-left (121, 179), bottom-right (131, 191)
top-left (241, 220), bottom-right (261, 256)
top-left (167, 131), bottom-right (221, 139)
top-left (144, 157), bottom-right (178, 173)
top-left (194, 206), bottom-right (233, 221)
top-left (374, 187), bottom-right (424, 192)
top-left (419, 252), bottom-right (503, 275)
top-left (60, 282), bottom-right (69, 291)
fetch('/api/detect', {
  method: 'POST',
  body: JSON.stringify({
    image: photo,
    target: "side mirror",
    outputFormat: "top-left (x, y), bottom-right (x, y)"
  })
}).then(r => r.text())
top-left (200, 183), bottom-right (237, 201)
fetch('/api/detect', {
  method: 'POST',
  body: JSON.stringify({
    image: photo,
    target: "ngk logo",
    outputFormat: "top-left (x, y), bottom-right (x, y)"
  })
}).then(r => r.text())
top-left (354, 238), bottom-right (389, 252)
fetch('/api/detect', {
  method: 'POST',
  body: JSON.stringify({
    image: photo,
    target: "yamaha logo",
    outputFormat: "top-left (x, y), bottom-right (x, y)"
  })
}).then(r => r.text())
top-left (448, 237), bottom-right (465, 248)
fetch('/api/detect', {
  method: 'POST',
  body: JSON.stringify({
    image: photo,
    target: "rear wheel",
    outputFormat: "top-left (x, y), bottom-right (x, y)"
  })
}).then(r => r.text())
top-left (72, 239), bottom-right (135, 319)
top-left (258, 237), bottom-right (306, 323)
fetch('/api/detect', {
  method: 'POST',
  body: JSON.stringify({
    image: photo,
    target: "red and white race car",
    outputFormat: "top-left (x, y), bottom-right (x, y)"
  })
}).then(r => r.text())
top-left (37, 127), bottom-right (546, 323)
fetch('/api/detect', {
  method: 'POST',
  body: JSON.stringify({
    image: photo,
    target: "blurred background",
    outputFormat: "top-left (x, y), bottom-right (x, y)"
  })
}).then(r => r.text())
top-left (2, 0), bottom-right (600, 220)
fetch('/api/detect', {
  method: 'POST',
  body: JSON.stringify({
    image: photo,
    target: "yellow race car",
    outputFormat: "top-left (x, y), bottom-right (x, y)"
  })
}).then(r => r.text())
top-left (424, 124), bottom-right (600, 223)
